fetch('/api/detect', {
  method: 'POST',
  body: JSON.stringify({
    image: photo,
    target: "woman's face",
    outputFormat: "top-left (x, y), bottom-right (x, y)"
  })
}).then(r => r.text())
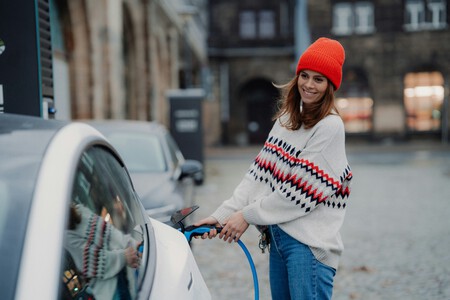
top-left (297, 70), bottom-right (329, 105)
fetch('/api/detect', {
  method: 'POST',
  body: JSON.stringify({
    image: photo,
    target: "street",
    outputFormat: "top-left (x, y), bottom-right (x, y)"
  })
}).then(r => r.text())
top-left (191, 143), bottom-right (450, 300)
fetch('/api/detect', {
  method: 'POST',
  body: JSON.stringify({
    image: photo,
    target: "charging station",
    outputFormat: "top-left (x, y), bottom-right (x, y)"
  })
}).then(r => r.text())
top-left (0, 0), bottom-right (54, 118)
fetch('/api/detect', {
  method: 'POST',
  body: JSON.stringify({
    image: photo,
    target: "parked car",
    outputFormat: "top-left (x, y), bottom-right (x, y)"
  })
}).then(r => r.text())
top-left (85, 120), bottom-right (203, 225)
top-left (0, 113), bottom-right (210, 300)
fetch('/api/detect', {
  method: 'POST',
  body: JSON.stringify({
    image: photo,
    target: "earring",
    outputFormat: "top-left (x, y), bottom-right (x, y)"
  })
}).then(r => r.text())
top-left (299, 100), bottom-right (303, 113)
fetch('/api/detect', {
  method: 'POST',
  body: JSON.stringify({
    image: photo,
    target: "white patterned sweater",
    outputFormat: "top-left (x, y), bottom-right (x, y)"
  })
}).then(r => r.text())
top-left (211, 114), bottom-right (352, 269)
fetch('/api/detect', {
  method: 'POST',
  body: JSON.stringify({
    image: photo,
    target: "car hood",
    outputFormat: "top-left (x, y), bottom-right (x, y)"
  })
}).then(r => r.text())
top-left (148, 219), bottom-right (211, 299)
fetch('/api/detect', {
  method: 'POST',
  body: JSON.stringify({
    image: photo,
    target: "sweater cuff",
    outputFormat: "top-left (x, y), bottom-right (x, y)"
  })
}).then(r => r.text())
top-left (210, 206), bottom-right (235, 226)
top-left (242, 201), bottom-right (261, 225)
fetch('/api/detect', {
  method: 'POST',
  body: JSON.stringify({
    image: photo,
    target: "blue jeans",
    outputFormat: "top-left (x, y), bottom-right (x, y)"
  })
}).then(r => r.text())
top-left (269, 225), bottom-right (336, 300)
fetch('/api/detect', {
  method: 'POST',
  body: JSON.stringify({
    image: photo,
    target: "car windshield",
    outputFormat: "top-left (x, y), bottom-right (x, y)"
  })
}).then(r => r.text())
top-left (106, 133), bottom-right (167, 172)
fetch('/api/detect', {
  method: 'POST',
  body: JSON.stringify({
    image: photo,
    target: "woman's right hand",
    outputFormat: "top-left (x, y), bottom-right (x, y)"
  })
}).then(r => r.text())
top-left (193, 216), bottom-right (221, 239)
top-left (124, 246), bottom-right (140, 268)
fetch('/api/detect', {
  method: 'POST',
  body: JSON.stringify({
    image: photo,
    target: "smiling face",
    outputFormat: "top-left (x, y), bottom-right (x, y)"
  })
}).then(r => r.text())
top-left (297, 70), bottom-right (329, 105)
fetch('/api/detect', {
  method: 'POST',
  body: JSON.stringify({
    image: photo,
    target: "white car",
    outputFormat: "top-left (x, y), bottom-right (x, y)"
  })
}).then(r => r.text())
top-left (0, 113), bottom-right (210, 300)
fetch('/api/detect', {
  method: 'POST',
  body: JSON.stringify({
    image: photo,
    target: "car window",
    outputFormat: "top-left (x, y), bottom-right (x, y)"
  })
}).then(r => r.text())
top-left (164, 132), bottom-right (184, 168)
top-left (106, 133), bottom-right (167, 172)
top-left (61, 146), bottom-right (146, 300)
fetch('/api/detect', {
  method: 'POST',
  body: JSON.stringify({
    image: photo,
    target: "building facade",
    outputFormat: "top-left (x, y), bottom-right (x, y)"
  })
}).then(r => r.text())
top-left (2, 1), bottom-right (447, 147)
top-left (207, 0), bottom-right (450, 145)
top-left (316, 0), bottom-right (450, 142)
top-left (50, 0), bottom-right (209, 128)
top-left (208, 0), bottom-right (298, 146)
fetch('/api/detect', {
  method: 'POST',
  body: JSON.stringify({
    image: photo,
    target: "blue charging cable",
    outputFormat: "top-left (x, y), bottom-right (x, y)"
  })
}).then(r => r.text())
top-left (181, 225), bottom-right (260, 300)
top-left (237, 239), bottom-right (259, 300)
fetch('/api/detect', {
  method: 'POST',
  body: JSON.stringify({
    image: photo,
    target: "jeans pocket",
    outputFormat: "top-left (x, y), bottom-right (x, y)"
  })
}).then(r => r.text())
top-left (315, 258), bottom-right (337, 277)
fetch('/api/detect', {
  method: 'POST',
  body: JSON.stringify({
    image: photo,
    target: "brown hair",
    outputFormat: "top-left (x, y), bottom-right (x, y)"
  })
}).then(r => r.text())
top-left (273, 74), bottom-right (339, 130)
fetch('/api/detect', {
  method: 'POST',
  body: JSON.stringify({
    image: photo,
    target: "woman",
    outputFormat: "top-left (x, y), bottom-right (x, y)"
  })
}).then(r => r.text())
top-left (195, 37), bottom-right (353, 299)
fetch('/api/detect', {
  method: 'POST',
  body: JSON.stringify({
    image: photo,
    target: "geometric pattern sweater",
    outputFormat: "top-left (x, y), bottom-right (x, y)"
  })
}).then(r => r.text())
top-left (211, 114), bottom-right (352, 269)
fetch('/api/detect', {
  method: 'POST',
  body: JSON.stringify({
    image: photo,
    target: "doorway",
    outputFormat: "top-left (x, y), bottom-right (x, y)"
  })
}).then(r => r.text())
top-left (240, 78), bottom-right (279, 144)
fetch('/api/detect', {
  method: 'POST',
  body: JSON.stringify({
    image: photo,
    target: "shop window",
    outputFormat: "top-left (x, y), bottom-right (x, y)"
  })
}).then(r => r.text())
top-left (336, 97), bottom-right (373, 133)
top-left (404, 71), bottom-right (445, 131)
top-left (336, 69), bottom-right (373, 133)
top-left (404, 0), bottom-right (447, 31)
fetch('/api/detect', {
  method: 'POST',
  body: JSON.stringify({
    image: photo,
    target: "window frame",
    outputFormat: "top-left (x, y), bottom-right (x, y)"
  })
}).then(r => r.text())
top-left (404, 0), bottom-right (448, 31)
top-left (332, 1), bottom-right (375, 36)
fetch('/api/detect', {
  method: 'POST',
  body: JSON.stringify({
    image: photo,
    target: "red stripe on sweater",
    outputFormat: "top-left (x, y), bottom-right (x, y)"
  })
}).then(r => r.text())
top-left (258, 142), bottom-right (341, 189)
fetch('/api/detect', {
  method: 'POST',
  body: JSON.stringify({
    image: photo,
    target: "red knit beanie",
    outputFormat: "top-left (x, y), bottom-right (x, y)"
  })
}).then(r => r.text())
top-left (295, 37), bottom-right (345, 90)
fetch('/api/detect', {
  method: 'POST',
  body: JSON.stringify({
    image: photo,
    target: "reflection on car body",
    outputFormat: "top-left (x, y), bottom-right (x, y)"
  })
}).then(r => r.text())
top-left (63, 147), bottom-right (144, 299)
top-left (0, 113), bottom-right (210, 300)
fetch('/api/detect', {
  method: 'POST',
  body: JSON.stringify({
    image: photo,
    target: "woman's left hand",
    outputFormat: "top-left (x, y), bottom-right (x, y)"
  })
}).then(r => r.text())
top-left (220, 211), bottom-right (249, 243)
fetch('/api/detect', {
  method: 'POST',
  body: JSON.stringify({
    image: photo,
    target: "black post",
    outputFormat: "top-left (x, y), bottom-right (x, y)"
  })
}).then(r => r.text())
top-left (168, 89), bottom-right (205, 164)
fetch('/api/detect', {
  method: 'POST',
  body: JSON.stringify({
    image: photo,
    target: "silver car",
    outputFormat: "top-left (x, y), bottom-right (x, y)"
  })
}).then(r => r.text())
top-left (0, 113), bottom-right (210, 300)
top-left (85, 120), bottom-right (204, 225)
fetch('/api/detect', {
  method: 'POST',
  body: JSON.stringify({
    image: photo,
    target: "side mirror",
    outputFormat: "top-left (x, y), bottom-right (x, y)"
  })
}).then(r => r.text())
top-left (180, 159), bottom-right (204, 185)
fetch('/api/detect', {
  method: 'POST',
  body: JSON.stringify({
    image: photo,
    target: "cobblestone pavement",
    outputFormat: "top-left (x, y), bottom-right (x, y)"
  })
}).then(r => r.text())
top-left (191, 144), bottom-right (450, 300)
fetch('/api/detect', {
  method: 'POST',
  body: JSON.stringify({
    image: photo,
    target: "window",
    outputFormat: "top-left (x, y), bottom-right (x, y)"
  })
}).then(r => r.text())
top-left (354, 2), bottom-right (375, 34)
top-left (405, 0), bottom-right (426, 30)
top-left (404, 72), bottom-right (445, 131)
top-left (240, 11), bottom-right (256, 39)
top-left (332, 2), bottom-right (375, 36)
top-left (259, 10), bottom-right (275, 38)
top-left (62, 146), bottom-right (146, 299)
top-left (239, 9), bottom-right (276, 39)
top-left (107, 133), bottom-right (167, 172)
top-left (333, 3), bottom-right (353, 35)
top-left (428, 0), bottom-right (447, 28)
top-left (165, 132), bottom-right (183, 169)
top-left (404, 0), bottom-right (447, 31)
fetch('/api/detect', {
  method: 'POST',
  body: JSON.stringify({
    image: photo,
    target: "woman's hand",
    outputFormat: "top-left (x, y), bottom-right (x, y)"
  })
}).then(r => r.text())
top-left (193, 216), bottom-right (221, 239)
top-left (220, 211), bottom-right (249, 243)
top-left (124, 246), bottom-right (140, 268)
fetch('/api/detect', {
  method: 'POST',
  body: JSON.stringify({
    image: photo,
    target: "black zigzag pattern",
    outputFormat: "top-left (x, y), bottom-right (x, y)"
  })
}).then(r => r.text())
top-left (248, 136), bottom-right (352, 212)
top-left (259, 138), bottom-right (342, 190)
